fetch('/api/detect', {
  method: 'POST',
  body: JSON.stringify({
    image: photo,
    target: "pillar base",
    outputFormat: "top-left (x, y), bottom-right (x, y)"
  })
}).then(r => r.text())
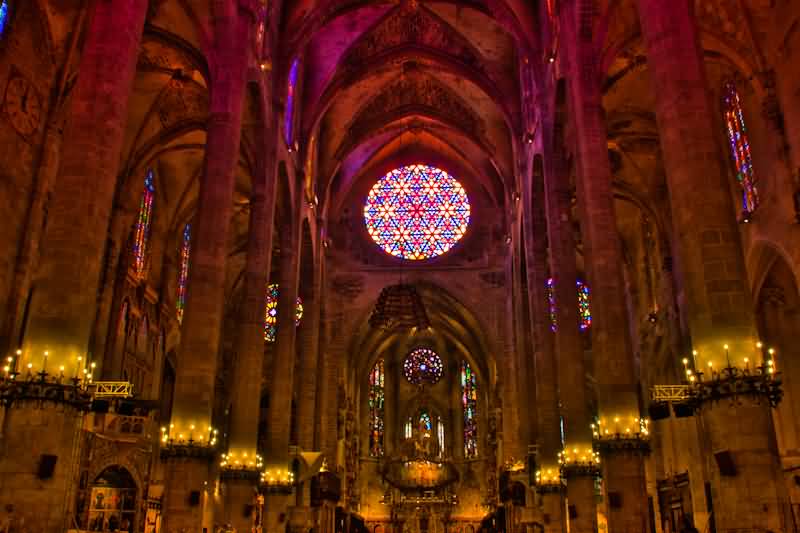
top-left (0, 400), bottom-right (86, 533)
top-left (537, 490), bottom-right (564, 533)
top-left (263, 490), bottom-right (295, 533)
top-left (562, 472), bottom-right (597, 533)
top-left (220, 471), bottom-right (261, 533)
top-left (600, 449), bottom-right (649, 533)
top-left (162, 453), bottom-right (214, 533)
top-left (698, 396), bottom-right (791, 532)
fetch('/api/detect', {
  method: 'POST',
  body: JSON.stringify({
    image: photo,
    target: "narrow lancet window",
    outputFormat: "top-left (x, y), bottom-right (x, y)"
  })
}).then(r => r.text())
top-left (176, 224), bottom-right (191, 324)
top-left (132, 170), bottom-right (156, 277)
top-left (723, 81), bottom-right (759, 215)
top-left (368, 359), bottom-right (385, 457)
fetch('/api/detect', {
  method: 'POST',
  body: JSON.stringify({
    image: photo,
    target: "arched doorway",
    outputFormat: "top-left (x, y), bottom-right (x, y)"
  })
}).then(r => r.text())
top-left (87, 466), bottom-right (138, 532)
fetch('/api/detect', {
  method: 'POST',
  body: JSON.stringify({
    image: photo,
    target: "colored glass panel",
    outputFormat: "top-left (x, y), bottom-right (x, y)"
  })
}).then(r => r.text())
top-left (546, 278), bottom-right (592, 331)
top-left (0, 1), bottom-right (9, 38)
top-left (364, 164), bottom-right (471, 260)
top-left (132, 170), bottom-right (155, 276)
top-left (403, 347), bottom-right (444, 385)
top-left (264, 283), bottom-right (303, 342)
top-left (461, 360), bottom-right (478, 458)
top-left (546, 277), bottom-right (557, 332)
top-left (284, 59), bottom-right (299, 147)
top-left (723, 81), bottom-right (758, 214)
top-left (368, 359), bottom-right (385, 457)
top-left (418, 410), bottom-right (432, 433)
top-left (577, 280), bottom-right (591, 331)
top-left (176, 224), bottom-right (191, 324)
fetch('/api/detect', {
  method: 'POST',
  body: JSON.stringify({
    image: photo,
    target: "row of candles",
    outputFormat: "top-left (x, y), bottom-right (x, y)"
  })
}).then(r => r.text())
top-left (681, 342), bottom-right (777, 383)
top-left (160, 423), bottom-right (219, 446)
top-left (2, 349), bottom-right (96, 383)
top-left (592, 416), bottom-right (650, 439)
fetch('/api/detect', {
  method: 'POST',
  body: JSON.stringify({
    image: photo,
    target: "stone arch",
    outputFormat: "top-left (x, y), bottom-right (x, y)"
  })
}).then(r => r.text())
top-left (85, 463), bottom-right (143, 533)
top-left (754, 250), bottom-right (800, 456)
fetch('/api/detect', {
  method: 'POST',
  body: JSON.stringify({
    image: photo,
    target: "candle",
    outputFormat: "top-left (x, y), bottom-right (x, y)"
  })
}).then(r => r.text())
top-left (43, 351), bottom-right (48, 373)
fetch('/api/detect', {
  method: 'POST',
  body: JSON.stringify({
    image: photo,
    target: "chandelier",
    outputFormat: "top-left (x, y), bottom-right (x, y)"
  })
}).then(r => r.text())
top-left (369, 284), bottom-right (430, 331)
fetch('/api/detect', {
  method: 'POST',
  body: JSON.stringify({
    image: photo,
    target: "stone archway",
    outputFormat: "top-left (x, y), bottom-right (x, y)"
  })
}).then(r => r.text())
top-left (754, 247), bottom-right (800, 526)
top-left (85, 466), bottom-right (139, 533)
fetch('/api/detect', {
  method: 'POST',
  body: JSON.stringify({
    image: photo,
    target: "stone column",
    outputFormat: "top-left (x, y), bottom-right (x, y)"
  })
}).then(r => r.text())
top-left (20, 0), bottom-right (147, 371)
top-left (263, 210), bottom-right (303, 532)
top-left (297, 228), bottom-right (323, 451)
top-left (161, 4), bottom-right (254, 532)
top-left (541, 125), bottom-right (597, 533)
top-left (522, 151), bottom-right (564, 533)
top-left (0, 4), bottom-right (147, 533)
top-left (560, 2), bottom-right (648, 529)
top-left (222, 115), bottom-right (279, 532)
top-left (637, 1), bottom-right (790, 529)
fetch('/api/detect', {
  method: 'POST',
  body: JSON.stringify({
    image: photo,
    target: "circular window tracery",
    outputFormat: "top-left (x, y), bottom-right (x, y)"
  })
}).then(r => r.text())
top-left (363, 164), bottom-right (471, 260)
top-left (403, 348), bottom-right (444, 385)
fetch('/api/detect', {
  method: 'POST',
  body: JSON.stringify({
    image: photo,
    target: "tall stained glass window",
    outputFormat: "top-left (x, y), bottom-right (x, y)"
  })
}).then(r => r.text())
top-left (0, 1), bottom-right (9, 38)
top-left (546, 278), bottom-right (592, 331)
top-left (461, 360), bottom-right (478, 458)
top-left (546, 278), bottom-right (557, 332)
top-left (368, 359), bottom-right (385, 457)
top-left (264, 283), bottom-right (304, 342)
top-left (723, 81), bottom-right (759, 214)
top-left (577, 280), bottom-right (591, 331)
top-left (132, 170), bottom-right (156, 276)
top-left (284, 58), bottom-right (300, 147)
top-left (176, 223), bottom-right (191, 324)
top-left (403, 348), bottom-right (444, 385)
top-left (364, 164), bottom-right (471, 260)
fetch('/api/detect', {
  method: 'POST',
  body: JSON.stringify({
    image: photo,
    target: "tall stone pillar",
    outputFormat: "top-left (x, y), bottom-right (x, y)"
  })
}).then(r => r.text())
top-left (560, 3), bottom-right (648, 529)
top-left (0, 4), bottom-right (147, 533)
top-left (161, 4), bottom-right (254, 532)
top-left (637, 1), bottom-right (789, 530)
top-left (21, 0), bottom-right (146, 371)
top-left (522, 151), bottom-right (564, 533)
top-left (296, 229), bottom-right (323, 452)
top-left (541, 125), bottom-right (597, 533)
top-left (222, 117), bottom-right (279, 532)
top-left (263, 211), bottom-right (303, 532)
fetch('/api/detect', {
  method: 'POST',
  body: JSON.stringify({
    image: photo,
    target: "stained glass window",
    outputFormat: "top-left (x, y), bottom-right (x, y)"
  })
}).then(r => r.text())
top-left (264, 283), bottom-right (304, 342)
top-left (284, 58), bottom-right (299, 147)
top-left (461, 360), bottom-right (478, 458)
top-left (418, 409), bottom-right (432, 433)
top-left (437, 417), bottom-right (445, 455)
top-left (546, 278), bottom-right (557, 332)
top-left (176, 223), bottom-right (191, 324)
top-left (723, 81), bottom-right (758, 214)
top-left (363, 164), bottom-right (471, 260)
top-left (368, 359), bottom-right (385, 457)
top-left (132, 170), bottom-right (155, 277)
top-left (577, 280), bottom-right (591, 331)
top-left (546, 278), bottom-right (592, 331)
top-left (0, 1), bottom-right (9, 38)
top-left (403, 348), bottom-right (444, 385)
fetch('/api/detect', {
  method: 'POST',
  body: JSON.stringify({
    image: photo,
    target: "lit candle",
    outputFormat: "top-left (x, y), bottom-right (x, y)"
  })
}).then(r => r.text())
top-left (43, 351), bottom-right (48, 373)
